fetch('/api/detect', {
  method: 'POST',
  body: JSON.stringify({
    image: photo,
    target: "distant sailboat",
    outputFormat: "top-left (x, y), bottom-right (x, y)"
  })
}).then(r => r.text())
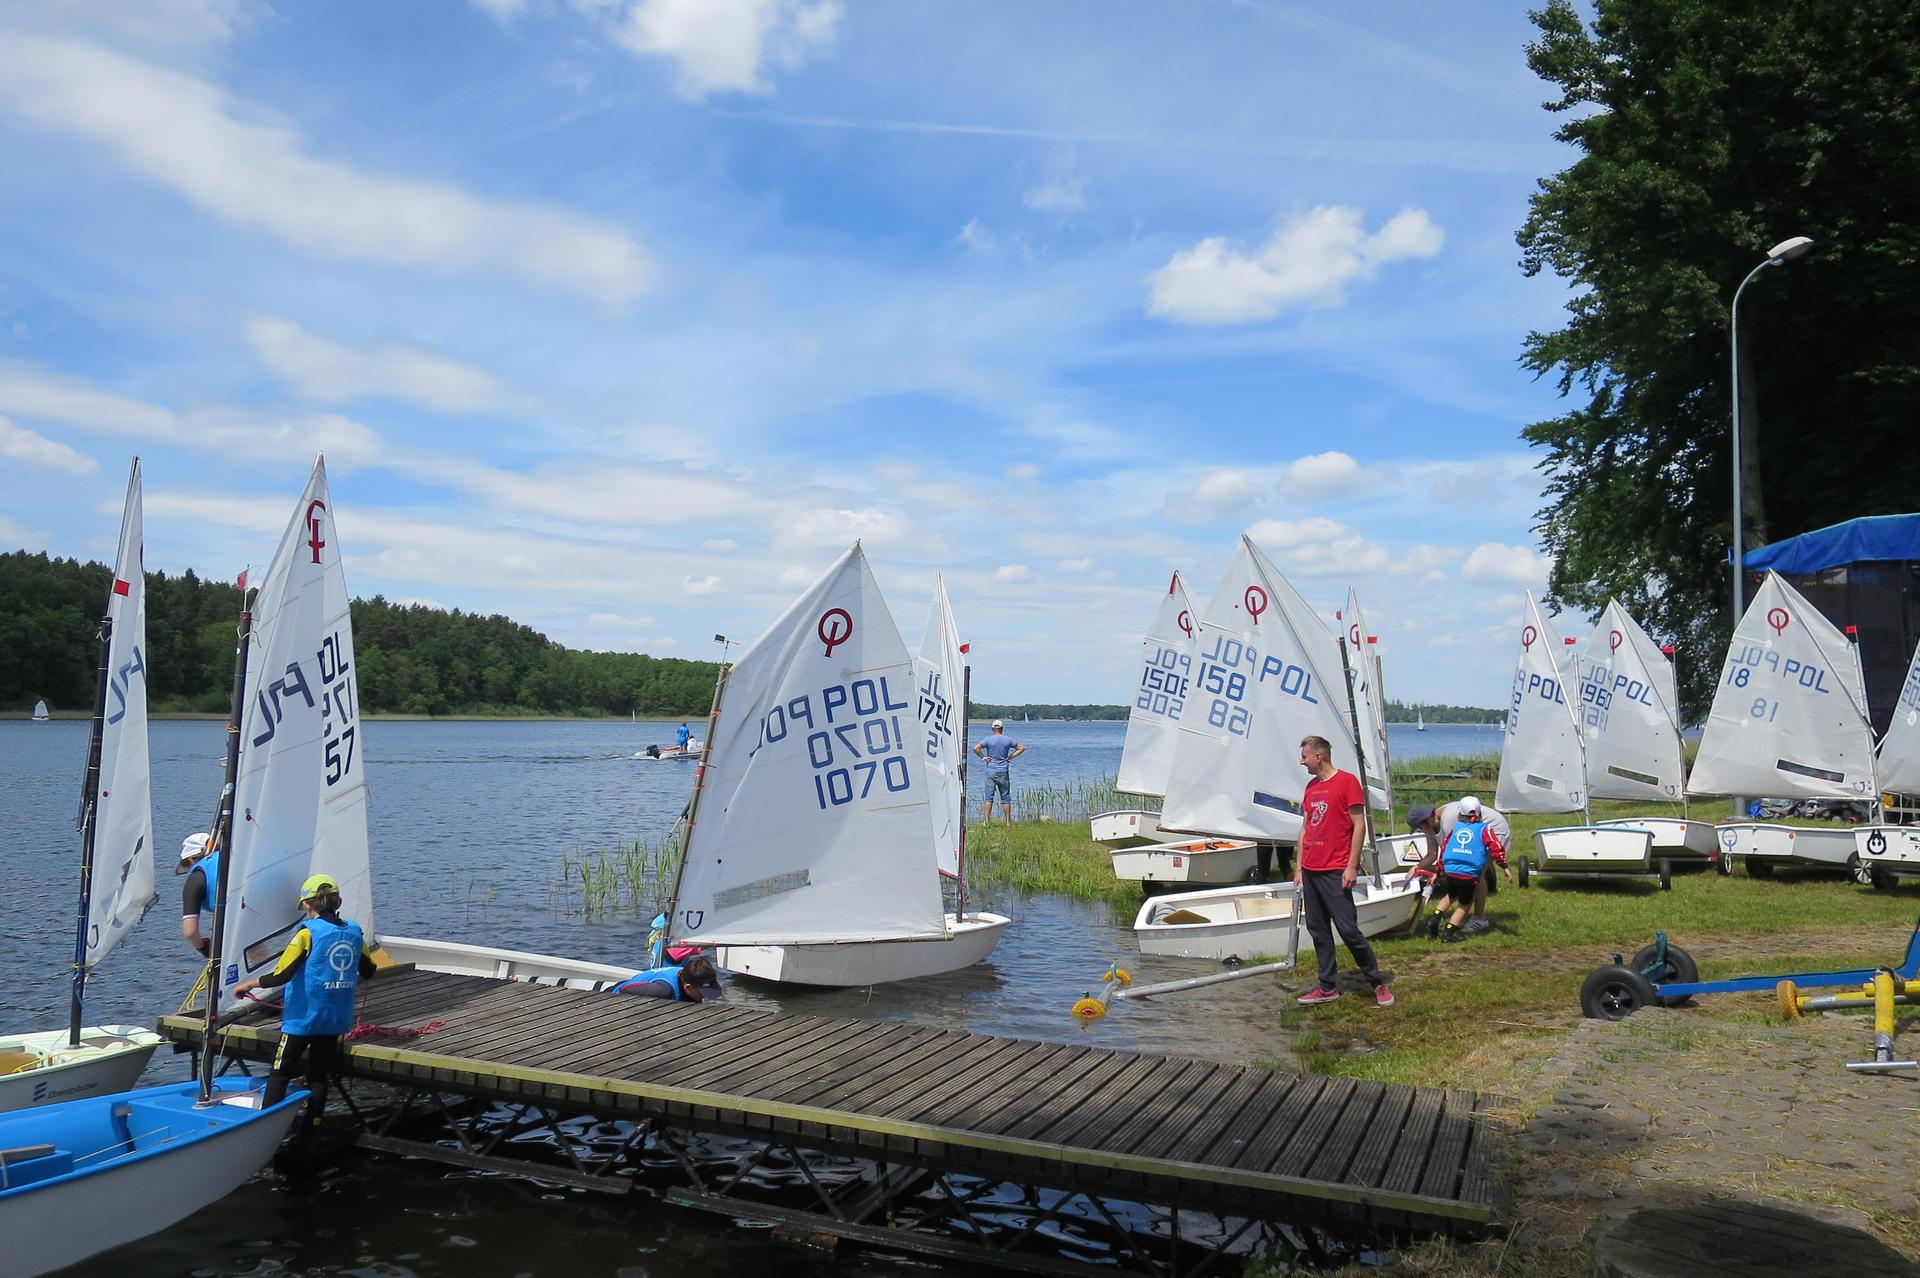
top-left (1416, 707), bottom-right (1426, 731)
top-left (32, 699), bottom-right (49, 721)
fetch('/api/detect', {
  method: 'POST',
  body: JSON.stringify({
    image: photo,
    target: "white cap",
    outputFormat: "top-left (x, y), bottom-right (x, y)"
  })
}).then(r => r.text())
top-left (176, 833), bottom-right (211, 874)
top-left (1458, 795), bottom-right (1482, 816)
top-left (992, 719), bottom-right (1004, 729)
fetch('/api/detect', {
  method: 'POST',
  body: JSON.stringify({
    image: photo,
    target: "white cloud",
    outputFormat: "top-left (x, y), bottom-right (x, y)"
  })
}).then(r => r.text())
top-left (701, 537), bottom-right (738, 551)
top-left (1277, 450), bottom-right (1368, 496)
top-left (993, 563), bottom-right (1033, 583)
top-left (0, 511), bottom-right (47, 549)
top-left (681, 574), bottom-right (723, 594)
top-left (1004, 462), bottom-right (1041, 482)
top-left (612, 0), bottom-right (841, 98)
top-left (244, 316), bottom-right (507, 413)
top-left (1057, 557), bottom-right (1094, 573)
top-left (468, 0), bottom-right (531, 22)
top-left (1146, 205), bottom-right (1444, 325)
top-left (0, 35), bottom-right (651, 304)
top-left (0, 415), bottom-right (96, 475)
top-left (1164, 467), bottom-right (1264, 525)
top-left (1461, 542), bottom-right (1550, 587)
top-left (778, 565), bottom-right (813, 587)
top-left (957, 218), bottom-right (997, 255)
top-left (776, 507), bottom-right (902, 550)
top-left (0, 0), bottom-right (260, 50)
top-left (1023, 175), bottom-right (1086, 214)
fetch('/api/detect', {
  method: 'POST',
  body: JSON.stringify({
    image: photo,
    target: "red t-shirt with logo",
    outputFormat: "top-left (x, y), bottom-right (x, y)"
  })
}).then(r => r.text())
top-left (1299, 769), bottom-right (1364, 872)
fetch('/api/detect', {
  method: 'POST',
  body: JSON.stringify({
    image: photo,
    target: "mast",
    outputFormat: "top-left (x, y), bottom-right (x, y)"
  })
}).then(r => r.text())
top-left (663, 639), bottom-right (733, 943)
top-left (955, 665), bottom-right (972, 920)
top-left (198, 584), bottom-right (254, 1104)
top-left (68, 608), bottom-right (115, 1045)
top-left (1337, 635), bottom-right (1383, 888)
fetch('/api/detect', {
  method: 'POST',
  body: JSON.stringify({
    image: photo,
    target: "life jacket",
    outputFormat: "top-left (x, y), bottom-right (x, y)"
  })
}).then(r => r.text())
top-left (1441, 820), bottom-right (1493, 878)
top-left (189, 851), bottom-right (222, 920)
top-left (610, 964), bottom-right (685, 998)
top-left (280, 915), bottom-right (365, 1036)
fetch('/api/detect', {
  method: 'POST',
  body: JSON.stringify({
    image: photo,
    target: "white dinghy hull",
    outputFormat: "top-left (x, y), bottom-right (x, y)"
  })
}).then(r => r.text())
top-left (381, 936), bottom-right (639, 990)
top-left (0, 1079), bottom-right (300, 1278)
top-left (0, 1027), bottom-right (161, 1114)
top-left (716, 912), bottom-right (1010, 987)
top-left (1110, 837), bottom-right (1258, 885)
top-left (1134, 876), bottom-right (1423, 961)
top-left (1595, 816), bottom-right (1718, 862)
top-left (1853, 825), bottom-right (1920, 884)
top-left (1378, 833), bottom-right (1428, 868)
top-left (1715, 822), bottom-right (1858, 872)
top-left (1528, 825), bottom-right (1657, 878)
top-left (1089, 809), bottom-right (1177, 849)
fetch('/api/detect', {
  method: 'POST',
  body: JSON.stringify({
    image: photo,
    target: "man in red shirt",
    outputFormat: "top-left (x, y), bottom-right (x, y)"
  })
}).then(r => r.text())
top-left (1292, 735), bottom-right (1394, 1007)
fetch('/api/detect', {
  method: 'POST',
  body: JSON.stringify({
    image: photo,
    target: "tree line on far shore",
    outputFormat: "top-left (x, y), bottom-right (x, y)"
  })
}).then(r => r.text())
top-left (1384, 702), bottom-right (1504, 725)
top-left (0, 550), bottom-right (720, 718)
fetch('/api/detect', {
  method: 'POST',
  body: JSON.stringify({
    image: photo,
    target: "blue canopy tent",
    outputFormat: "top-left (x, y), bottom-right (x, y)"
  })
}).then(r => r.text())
top-left (1737, 514), bottom-right (1920, 735)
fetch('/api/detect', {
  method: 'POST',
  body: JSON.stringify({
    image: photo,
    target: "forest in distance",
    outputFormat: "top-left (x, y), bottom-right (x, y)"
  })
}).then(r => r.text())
top-left (2, 551), bottom-right (1508, 721)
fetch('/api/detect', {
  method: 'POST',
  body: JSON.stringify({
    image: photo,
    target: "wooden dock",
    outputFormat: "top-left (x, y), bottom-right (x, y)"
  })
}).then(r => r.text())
top-left (160, 968), bottom-right (1500, 1273)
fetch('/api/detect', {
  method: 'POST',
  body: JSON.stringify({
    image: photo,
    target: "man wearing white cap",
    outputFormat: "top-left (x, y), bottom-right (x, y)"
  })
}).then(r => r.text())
top-left (973, 719), bottom-right (1024, 827)
top-left (1438, 796), bottom-right (1510, 935)
top-left (177, 832), bottom-right (218, 956)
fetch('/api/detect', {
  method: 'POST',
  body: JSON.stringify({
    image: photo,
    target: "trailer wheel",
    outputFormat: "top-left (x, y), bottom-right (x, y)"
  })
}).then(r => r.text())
top-left (1517, 855), bottom-right (1530, 888)
top-left (1871, 864), bottom-right (1898, 891)
top-left (1849, 854), bottom-right (1875, 887)
top-left (1657, 859), bottom-right (1672, 892)
top-left (1581, 965), bottom-right (1657, 1021)
top-left (1714, 851), bottom-right (1733, 877)
top-left (1630, 942), bottom-right (1698, 1007)
top-left (1746, 858), bottom-right (1774, 879)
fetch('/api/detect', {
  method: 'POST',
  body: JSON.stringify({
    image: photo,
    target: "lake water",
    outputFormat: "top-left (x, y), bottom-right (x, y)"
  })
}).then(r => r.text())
top-left (1, 717), bottom-right (1496, 1275)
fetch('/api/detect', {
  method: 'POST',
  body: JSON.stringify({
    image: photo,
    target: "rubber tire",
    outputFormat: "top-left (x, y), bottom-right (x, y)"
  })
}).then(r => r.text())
top-left (1747, 858), bottom-right (1774, 879)
top-left (1657, 859), bottom-right (1672, 892)
top-left (1581, 964), bottom-right (1658, 1021)
top-left (1517, 855), bottom-right (1530, 888)
top-left (1714, 851), bottom-right (1733, 877)
top-left (1849, 854), bottom-right (1875, 887)
top-left (1872, 864), bottom-right (1898, 891)
top-left (1630, 942), bottom-right (1699, 1007)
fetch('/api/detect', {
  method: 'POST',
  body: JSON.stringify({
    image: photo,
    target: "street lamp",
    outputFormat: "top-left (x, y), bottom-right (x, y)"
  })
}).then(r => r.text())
top-left (1729, 235), bottom-right (1815, 620)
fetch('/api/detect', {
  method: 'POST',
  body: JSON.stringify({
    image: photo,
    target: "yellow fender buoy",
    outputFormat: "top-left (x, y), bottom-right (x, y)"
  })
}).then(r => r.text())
top-left (1777, 979), bottom-right (1801, 1020)
top-left (1072, 995), bottom-right (1108, 1021)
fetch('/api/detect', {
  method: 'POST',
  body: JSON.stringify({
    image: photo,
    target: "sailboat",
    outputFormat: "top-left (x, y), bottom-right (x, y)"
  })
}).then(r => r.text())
top-left (1576, 600), bottom-right (1718, 865)
top-left (665, 546), bottom-right (1009, 987)
top-left (1, 461), bottom-right (162, 1113)
top-left (1690, 572), bottom-right (1877, 876)
top-left (1416, 706), bottom-right (1426, 731)
top-left (1500, 593), bottom-right (1662, 886)
top-left (1853, 631), bottom-right (1920, 887)
top-left (1136, 541), bottom-right (1423, 959)
top-left (32, 699), bottom-right (50, 721)
top-left (1095, 573), bottom-right (1213, 873)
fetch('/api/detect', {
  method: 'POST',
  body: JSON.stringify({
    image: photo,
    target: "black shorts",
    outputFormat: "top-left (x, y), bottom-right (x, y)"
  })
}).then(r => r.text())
top-left (1436, 872), bottom-right (1479, 899)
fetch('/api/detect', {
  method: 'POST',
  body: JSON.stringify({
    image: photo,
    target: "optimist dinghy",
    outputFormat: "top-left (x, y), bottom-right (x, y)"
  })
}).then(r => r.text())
top-left (1094, 573), bottom-right (1198, 855)
top-left (2, 461), bottom-right (162, 1115)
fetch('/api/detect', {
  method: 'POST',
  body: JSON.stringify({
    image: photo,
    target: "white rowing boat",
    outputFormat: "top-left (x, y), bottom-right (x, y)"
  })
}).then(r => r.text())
top-left (1134, 873), bottom-right (1423, 961)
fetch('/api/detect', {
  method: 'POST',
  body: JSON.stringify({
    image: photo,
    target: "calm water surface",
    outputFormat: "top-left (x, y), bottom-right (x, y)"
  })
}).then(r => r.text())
top-left (2, 717), bottom-right (1492, 1276)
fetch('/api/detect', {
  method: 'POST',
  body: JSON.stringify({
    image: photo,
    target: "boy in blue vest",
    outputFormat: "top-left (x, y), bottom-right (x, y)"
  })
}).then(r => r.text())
top-left (232, 873), bottom-right (378, 1124)
top-left (1422, 798), bottom-right (1512, 943)
top-left (610, 954), bottom-right (725, 1001)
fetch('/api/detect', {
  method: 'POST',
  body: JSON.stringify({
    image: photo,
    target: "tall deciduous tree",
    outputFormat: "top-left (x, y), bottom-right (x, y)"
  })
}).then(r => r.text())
top-left (1518, 0), bottom-right (1920, 718)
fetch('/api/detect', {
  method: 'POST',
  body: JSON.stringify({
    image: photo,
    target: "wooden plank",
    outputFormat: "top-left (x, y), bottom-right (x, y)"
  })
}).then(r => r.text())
top-left (692, 1012), bottom-right (875, 1094)
top-left (936, 1044), bottom-right (1103, 1134)
top-left (658, 1015), bottom-right (884, 1094)
top-left (867, 1036), bottom-right (1031, 1122)
top-left (1227, 1074), bottom-right (1329, 1172)
top-left (1190, 1071), bottom-right (1298, 1168)
top-left (1023, 1052), bottom-right (1168, 1148)
top-left (1340, 1082), bottom-right (1414, 1189)
top-left (1458, 1092), bottom-right (1497, 1207)
top-left (439, 989), bottom-right (627, 1065)
top-left (897, 1038), bottom-right (1060, 1128)
top-left (725, 1020), bottom-right (899, 1100)
top-left (773, 1023), bottom-right (955, 1110)
top-left (564, 1004), bottom-right (777, 1080)
top-left (1095, 1058), bottom-right (1229, 1157)
top-left (1301, 1080), bottom-right (1385, 1183)
top-left (1266, 1076), bottom-right (1359, 1178)
top-left (1418, 1089), bottom-right (1476, 1201)
top-left (1376, 1085), bottom-right (1445, 1195)
top-left (494, 1000), bottom-right (691, 1079)
top-left (1137, 1066), bottom-right (1271, 1164)
top-left (832, 1029), bottom-right (1001, 1115)
top-left (529, 1000), bottom-right (714, 1079)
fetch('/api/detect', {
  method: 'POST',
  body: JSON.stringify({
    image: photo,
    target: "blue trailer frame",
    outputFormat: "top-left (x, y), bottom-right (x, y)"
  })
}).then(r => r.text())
top-left (1633, 911), bottom-right (1920, 1002)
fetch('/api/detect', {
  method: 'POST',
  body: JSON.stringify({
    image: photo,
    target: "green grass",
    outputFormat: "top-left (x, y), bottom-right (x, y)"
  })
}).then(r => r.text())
top-left (963, 820), bottom-right (1144, 908)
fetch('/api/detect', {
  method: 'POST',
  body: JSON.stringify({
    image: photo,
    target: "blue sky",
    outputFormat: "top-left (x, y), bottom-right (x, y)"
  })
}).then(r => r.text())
top-left (0, 1), bottom-right (1587, 707)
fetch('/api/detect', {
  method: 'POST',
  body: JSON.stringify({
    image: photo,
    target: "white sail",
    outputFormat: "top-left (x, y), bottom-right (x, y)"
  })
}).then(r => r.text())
top-left (915, 575), bottom-right (965, 879)
top-left (1496, 593), bottom-right (1588, 814)
top-left (1339, 588), bottom-right (1393, 813)
top-left (670, 544), bottom-right (947, 946)
top-left (1160, 536), bottom-right (1358, 840)
top-left (1577, 599), bottom-right (1684, 802)
top-left (1115, 572), bottom-right (1198, 798)
top-left (33, 700), bottom-right (49, 720)
top-left (1687, 571), bottom-right (1877, 800)
top-left (215, 456), bottom-right (373, 1001)
top-left (1878, 637), bottom-right (1920, 794)
top-left (84, 459), bottom-right (156, 968)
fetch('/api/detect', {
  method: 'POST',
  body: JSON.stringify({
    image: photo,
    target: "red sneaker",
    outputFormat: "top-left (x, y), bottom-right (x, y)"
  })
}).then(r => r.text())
top-left (1373, 985), bottom-right (1396, 1008)
top-left (1297, 986), bottom-right (1341, 1005)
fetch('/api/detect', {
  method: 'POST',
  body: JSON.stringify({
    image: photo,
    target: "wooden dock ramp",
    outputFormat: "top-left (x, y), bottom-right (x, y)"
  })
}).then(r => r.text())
top-left (160, 968), bottom-right (1500, 1275)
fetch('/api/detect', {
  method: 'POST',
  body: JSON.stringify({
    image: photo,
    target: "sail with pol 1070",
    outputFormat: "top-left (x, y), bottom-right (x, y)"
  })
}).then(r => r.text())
top-left (214, 456), bottom-right (373, 1002)
top-left (1115, 571), bottom-right (1197, 799)
top-left (670, 544), bottom-right (946, 947)
top-left (84, 459), bottom-right (157, 968)
top-left (1687, 571), bottom-right (1877, 801)
top-left (1496, 593), bottom-right (1588, 814)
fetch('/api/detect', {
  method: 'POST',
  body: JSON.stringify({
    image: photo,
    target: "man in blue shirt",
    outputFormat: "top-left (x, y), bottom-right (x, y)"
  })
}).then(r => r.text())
top-left (972, 719), bottom-right (1024, 827)
top-left (676, 723), bottom-right (692, 750)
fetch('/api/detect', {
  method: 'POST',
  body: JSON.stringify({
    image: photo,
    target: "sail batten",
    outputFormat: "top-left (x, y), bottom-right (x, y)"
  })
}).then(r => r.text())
top-left (1115, 573), bottom-right (1197, 799)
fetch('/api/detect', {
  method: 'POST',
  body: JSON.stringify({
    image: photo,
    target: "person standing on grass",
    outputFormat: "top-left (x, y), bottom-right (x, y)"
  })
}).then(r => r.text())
top-left (973, 719), bottom-right (1024, 827)
top-left (1293, 735), bottom-right (1394, 1008)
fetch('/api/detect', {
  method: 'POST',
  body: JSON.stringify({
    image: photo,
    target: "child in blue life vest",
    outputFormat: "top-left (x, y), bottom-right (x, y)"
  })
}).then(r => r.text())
top-left (610, 954), bottom-right (725, 1001)
top-left (233, 872), bottom-right (378, 1125)
top-left (1421, 802), bottom-right (1512, 943)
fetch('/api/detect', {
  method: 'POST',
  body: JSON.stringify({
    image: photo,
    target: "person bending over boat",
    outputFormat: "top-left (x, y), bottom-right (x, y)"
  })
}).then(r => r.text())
top-left (1293, 736), bottom-right (1395, 1008)
top-left (1421, 803), bottom-right (1513, 943)
top-left (232, 874), bottom-right (378, 1128)
top-left (177, 832), bottom-right (218, 956)
top-left (1408, 797), bottom-right (1510, 935)
top-left (609, 954), bottom-right (725, 1001)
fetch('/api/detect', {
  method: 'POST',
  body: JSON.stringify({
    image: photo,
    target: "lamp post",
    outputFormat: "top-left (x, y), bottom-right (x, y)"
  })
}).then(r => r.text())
top-left (1729, 235), bottom-right (1815, 620)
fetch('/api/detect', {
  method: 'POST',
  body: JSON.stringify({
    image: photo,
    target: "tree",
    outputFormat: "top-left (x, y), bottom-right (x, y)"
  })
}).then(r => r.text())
top-left (1518, 0), bottom-right (1920, 719)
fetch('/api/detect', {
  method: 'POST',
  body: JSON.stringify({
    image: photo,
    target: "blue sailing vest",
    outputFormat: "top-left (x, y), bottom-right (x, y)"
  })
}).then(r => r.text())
top-left (189, 850), bottom-right (221, 920)
top-left (280, 916), bottom-right (364, 1036)
top-left (1441, 820), bottom-right (1493, 877)
top-left (610, 964), bottom-right (685, 998)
